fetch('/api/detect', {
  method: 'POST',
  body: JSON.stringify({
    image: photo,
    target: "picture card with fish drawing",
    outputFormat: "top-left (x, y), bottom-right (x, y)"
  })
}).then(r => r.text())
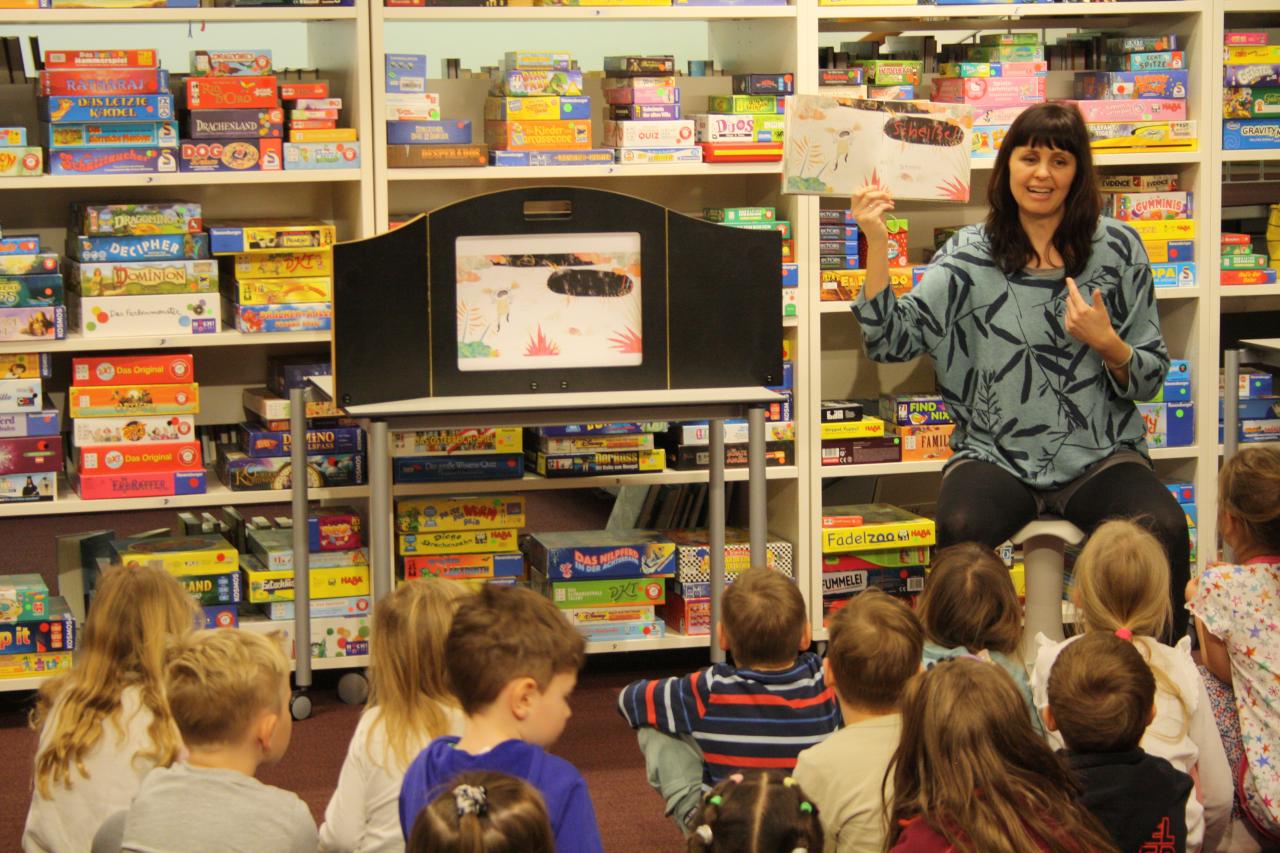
top-left (783, 95), bottom-right (974, 202)
top-left (455, 232), bottom-right (642, 373)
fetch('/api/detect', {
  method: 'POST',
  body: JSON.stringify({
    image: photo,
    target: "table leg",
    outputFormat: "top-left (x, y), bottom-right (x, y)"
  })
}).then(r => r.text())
top-left (290, 386), bottom-right (311, 691)
top-left (368, 420), bottom-right (392, 602)
top-left (708, 418), bottom-right (725, 665)
top-left (748, 404), bottom-right (766, 564)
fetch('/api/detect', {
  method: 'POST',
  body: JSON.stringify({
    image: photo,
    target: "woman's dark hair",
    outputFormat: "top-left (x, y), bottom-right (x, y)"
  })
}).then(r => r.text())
top-left (985, 102), bottom-right (1101, 279)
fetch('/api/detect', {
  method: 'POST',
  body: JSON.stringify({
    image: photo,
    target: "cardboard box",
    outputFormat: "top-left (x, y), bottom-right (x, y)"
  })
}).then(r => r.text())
top-left (577, 619), bottom-right (664, 641)
top-left (39, 68), bottom-right (168, 97)
top-left (853, 60), bottom-right (923, 85)
top-left (386, 121), bottom-right (472, 145)
top-left (191, 49), bottom-right (272, 77)
top-left (1151, 261), bottom-right (1196, 288)
top-left (490, 69), bottom-right (584, 97)
top-left (1105, 191), bottom-right (1193, 221)
top-left (238, 425), bottom-right (362, 457)
top-left (613, 147), bottom-right (702, 164)
top-left (227, 302), bottom-right (332, 333)
top-left (112, 534), bottom-right (235, 574)
top-left (178, 138), bottom-right (283, 172)
top-left (1068, 99), bottom-right (1187, 123)
top-left (260, 595), bottom-right (372, 621)
top-left (821, 565), bottom-right (925, 598)
top-left (0, 471), bottom-right (56, 503)
top-left (0, 410), bottom-right (61, 439)
top-left (505, 51), bottom-right (573, 71)
top-left (280, 82), bottom-right (330, 101)
top-left (67, 382), bottom-right (199, 418)
top-left (399, 528), bottom-right (520, 556)
top-left (1223, 119), bottom-right (1280, 150)
top-left (694, 113), bottom-right (784, 143)
top-left (1074, 70), bottom-right (1190, 100)
top-left (490, 149), bottom-right (614, 166)
top-left (241, 556), bottom-right (370, 603)
top-left (207, 222), bottom-right (335, 255)
top-left (524, 530), bottom-right (676, 580)
top-left (1144, 239), bottom-right (1195, 263)
top-left (536, 572), bottom-right (666, 609)
top-left (71, 354), bottom-right (194, 386)
top-left (40, 94), bottom-right (174, 123)
top-left (0, 307), bottom-right (65, 341)
top-left (485, 120), bottom-right (592, 150)
top-left (70, 233), bottom-right (209, 263)
top-left (705, 94), bottom-right (784, 115)
top-left (0, 353), bottom-right (50, 380)
top-left (602, 85), bottom-right (679, 106)
top-left (396, 494), bottom-right (525, 534)
top-left (390, 427), bottom-right (521, 458)
top-left (230, 250), bottom-right (331, 280)
top-left (77, 441), bottom-right (201, 475)
top-left (1225, 65), bottom-right (1280, 87)
top-left (820, 436), bottom-right (902, 466)
top-left (890, 423), bottom-right (955, 462)
top-left (229, 277), bottom-right (331, 304)
top-left (0, 652), bottom-right (70, 679)
top-left (47, 121), bottom-right (178, 149)
top-left (879, 394), bottom-right (953, 426)
top-left (387, 144), bottom-right (489, 168)
top-left (664, 528), bottom-right (794, 582)
top-left (602, 119), bottom-right (694, 148)
top-left (396, 455), bottom-right (519, 483)
top-left (44, 49), bottom-right (158, 69)
top-left (821, 547), bottom-right (932, 571)
top-left (820, 504), bottom-right (936, 552)
top-left (0, 276), bottom-right (63, 308)
top-left (72, 414), bottom-right (195, 447)
top-left (73, 293), bottom-right (221, 337)
top-left (47, 147), bottom-right (178, 176)
top-left (931, 76), bottom-right (1046, 106)
top-left (184, 76), bottom-right (279, 111)
top-left (402, 552), bottom-right (525, 580)
top-left (239, 612), bottom-right (370, 660)
top-left (242, 386), bottom-right (342, 421)
top-left (71, 259), bottom-right (218, 297)
top-left (0, 598), bottom-right (74, 654)
top-left (217, 446), bottom-right (364, 491)
top-left (658, 590), bottom-right (709, 636)
top-left (76, 202), bottom-right (203, 237)
top-left (1089, 120), bottom-right (1197, 151)
top-left (1224, 88), bottom-right (1280, 120)
top-left (732, 73), bottom-right (794, 95)
top-left (0, 435), bottom-right (61, 473)
top-left (246, 529), bottom-right (367, 571)
top-left (820, 416), bottom-right (886, 440)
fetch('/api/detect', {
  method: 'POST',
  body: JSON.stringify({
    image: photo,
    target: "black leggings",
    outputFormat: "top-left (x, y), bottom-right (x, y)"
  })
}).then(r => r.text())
top-left (935, 458), bottom-right (1191, 640)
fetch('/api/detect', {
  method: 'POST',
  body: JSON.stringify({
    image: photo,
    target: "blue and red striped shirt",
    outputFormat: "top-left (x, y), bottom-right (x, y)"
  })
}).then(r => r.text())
top-left (617, 652), bottom-right (841, 784)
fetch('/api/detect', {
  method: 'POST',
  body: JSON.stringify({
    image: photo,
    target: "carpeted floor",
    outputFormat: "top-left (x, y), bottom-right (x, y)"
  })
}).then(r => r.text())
top-left (0, 649), bottom-right (703, 852)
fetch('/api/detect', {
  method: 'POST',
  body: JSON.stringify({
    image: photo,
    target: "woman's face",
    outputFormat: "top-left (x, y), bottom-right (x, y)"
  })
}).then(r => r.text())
top-left (1008, 143), bottom-right (1077, 221)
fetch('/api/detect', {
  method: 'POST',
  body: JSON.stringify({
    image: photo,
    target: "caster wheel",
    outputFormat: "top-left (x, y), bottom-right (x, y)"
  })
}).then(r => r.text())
top-left (338, 672), bottom-right (369, 706)
top-left (290, 692), bottom-right (312, 721)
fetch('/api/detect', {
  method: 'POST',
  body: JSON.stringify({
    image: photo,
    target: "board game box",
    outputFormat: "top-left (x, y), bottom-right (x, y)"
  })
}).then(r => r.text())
top-left (47, 147), bottom-right (179, 176)
top-left (73, 293), bottom-right (220, 337)
top-left (524, 529), bottom-right (676, 580)
top-left (402, 552), bottom-right (525, 580)
top-left (217, 446), bottom-right (365, 491)
top-left (0, 597), bottom-right (74, 654)
top-left (0, 307), bottom-right (65, 341)
top-left (396, 494), bottom-right (526, 533)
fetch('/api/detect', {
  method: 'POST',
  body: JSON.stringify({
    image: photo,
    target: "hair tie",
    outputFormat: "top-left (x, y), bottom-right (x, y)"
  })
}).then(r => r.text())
top-left (799, 801), bottom-right (814, 814)
top-left (783, 776), bottom-right (798, 788)
top-left (695, 825), bottom-right (714, 844)
top-left (453, 784), bottom-right (487, 818)
top-left (709, 795), bottom-right (723, 806)
top-left (1115, 628), bottom-right (1133, 641)
top-left (728, 772), bottom-right (744, 784)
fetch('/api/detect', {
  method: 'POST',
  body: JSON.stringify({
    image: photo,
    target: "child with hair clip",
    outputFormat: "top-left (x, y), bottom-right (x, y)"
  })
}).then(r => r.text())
top-left (885, 657), bottom-right (1118, 853)
top-left (1032, 519), bottom-right (1232, 853)
top-left (321, 576), bottom-right (470, 853)
top-left (916, 543), bottom-right (1042, 731)
top-left (23, 563), bottom-right (200, 853)
top-left (687, 770), bottom-right (824, 853)
top-left (1188, 446), bottom-right (1280, 852)
top-left (407, 771), bottom-right (554, 853)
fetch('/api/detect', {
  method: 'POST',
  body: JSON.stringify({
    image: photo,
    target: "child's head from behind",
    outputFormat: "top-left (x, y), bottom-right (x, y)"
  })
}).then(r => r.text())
top-left (1219, 446), bottom-right (1280, 556)
top-left (687, 770), bottom-right (823, 853)
top-left (917, 543), bottom-right (1021, 656)
top-left (370, 576), bottom-right (471, 767)
top-left (32, 563), bottom-right (199, 796)
top-left (408, 770), bottom-right (554, 853)
top-left (888, 658), bottom-right (1113, 853)
top-left (1073, 519), bottom-right (1171, 638)
top-left (165, 629), bottom-right (292, 768)
top-left (1046, 632), bottom-right (1155, 754)
top-left (825, 588), bottom-right (923, 712)
top-left (445, 585), bottom-right (585, 748)
top-left (721, 568), bottom-right (808, 668)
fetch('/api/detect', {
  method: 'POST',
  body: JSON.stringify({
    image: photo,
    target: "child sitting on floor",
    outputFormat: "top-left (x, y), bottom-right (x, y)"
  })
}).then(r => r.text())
top-left (686, 770), bottom-right (824, 853)
top-left (407, 770), bottom-right (554, 853)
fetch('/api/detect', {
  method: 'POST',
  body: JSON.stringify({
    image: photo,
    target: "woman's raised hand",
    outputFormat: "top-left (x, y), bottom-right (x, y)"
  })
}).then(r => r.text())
top-left (849, 185), bottom-right (894, 245)
top-left (1063, 277), bottom-right (1115, 351)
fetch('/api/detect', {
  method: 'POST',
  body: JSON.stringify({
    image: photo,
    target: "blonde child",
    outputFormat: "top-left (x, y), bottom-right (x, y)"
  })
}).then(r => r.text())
top-left (885, 657), bottom-right (1117, 853)
top-left (916, 543), bottom-right (1041, 730)
top-left (116, 628), bottom-right (316, 852)
top-left (23, 564), bottom-right (199, 853)
top-left (686, 770), bottom-right (824, 853)
top-left (1188, 446), bottom-right (1280, 851)
top-left (320, 577), bottom-right (470, 853)
top-left (407, 771), bottom-right (554, 853)
top-left (1031, 519), bottom-right (1232, 852)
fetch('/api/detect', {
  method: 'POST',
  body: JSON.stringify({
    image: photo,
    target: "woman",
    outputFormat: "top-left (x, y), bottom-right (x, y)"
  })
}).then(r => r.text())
top-left (851, 102), bottom-right (1190, 637)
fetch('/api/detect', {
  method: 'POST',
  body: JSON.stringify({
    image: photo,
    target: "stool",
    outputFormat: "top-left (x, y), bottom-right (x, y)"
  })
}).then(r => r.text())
top-left (1011, 516), bottom-right (1085, 666)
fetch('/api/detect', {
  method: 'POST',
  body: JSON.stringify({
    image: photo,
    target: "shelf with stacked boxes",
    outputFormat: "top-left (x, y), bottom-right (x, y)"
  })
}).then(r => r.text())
top-left (815, 1), bottom-right (1206, 22)
top-left (0, 7), bottom-right (358, 24)
top-left (0, 171), bottom-right (364, 190)
top-left (0, 330), bottom-right (333, 354)
top-left (383, 5), bottom-right (796, 21)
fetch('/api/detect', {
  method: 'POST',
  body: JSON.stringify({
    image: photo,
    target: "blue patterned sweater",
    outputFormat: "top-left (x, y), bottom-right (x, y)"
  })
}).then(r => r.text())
top-left (853, 218), bottom-right (1169, 489)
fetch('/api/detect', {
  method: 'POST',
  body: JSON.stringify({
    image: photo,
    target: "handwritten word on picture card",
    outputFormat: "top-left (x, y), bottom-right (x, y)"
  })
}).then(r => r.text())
top-left (783, 96), bottom-right (974, 202)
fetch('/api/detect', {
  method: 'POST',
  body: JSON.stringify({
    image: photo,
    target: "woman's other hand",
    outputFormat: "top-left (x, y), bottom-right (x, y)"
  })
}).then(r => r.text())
top-left (850, 185), bottom-right (894, 246)
top-left (1064, 277), bottom-right (1121, 353)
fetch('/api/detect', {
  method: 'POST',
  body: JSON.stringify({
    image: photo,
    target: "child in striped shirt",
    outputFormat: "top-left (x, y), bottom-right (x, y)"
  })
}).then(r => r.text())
top-left (617, 568), bottom-right (841, 835)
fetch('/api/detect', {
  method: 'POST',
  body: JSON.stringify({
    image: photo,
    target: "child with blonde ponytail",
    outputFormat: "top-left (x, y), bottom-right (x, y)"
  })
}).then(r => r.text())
top-left (22, 563), bottom-right (200, 853)
top-left (320, 576), bottom-right (470, 853)
top-left (1031, 519), bottom-right (1231, 852)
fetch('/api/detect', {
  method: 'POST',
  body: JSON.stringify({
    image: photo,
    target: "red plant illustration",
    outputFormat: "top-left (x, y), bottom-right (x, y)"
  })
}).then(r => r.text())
top-left (937, 176), bottom-right (970, 202)
top-left (608, 326), bottom-right (642, 354)
top-left (524, 324), bottom-right (560, 356)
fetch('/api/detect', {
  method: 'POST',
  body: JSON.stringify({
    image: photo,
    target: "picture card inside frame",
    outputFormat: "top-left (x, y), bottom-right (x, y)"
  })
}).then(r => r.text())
top-left (783, 95), bottom-right (974, 202)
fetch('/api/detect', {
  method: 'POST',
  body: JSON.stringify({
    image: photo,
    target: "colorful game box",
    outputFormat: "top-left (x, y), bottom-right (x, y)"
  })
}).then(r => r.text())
top-left (0, 307), bottom-right (65, 341)
top-left (207, 222), bottom-right (335, 255)
top-left (70, 233), bottom-right (209, 263)
top-left (241, 556), bottom-right (370, 603)
top-left (0, 598), bottom-right (74, 654)
top-left (535, 573), bottom-right (666, 609)
top-left (0, 410), bottom-right (60, 439)
top-left (485, 96), bottom-right (591, 121)
top-left (238, 425), bottom-right (363, 457)
top-left (191, 49), bottom-right (272, 77)
top-left (77, 441), bottom-right (200, 475)
top-left (524, 530), bottom-right (676, 580)
top-left (76, 203), bottom-right (203, 237)
top-left (282, 142), bottom-right (362, 170)
top-left (229, 277), bottom-right (331, 304)
top-left (47, 147), bottom-right (178, 176)
top-left (820, 504), bottom-right (936, 552)
top-left (111, 534), bottom-right (235, 574)
top-left (386, 120), bottom-right (472, 145)
top-left (0, 471), bottom-right (56, 503)
top-left (0, 275), bottom-right (64, 308)
top-left (402, 552), bottom-right (525, 580)
top-left (73, 294), bottom-right (220, 337)
top-left (39, 94), bottom-right (174, 123)
top-left (70, 259), bottom-right (217, 297)
top-left (398, 528), bottom-right (520, 556)
top-left (1223, 119), bottom-right (1280, 150)
top-left (216, 446), bottom-right (365, 491)
top-left (664, 528), bottom-right (794, 582)
top-left (72, 414), bottom-right (194, 446)
top-left (67, 382), bottom-right (199, 418)
top-left (72, 354), bottom-right (194, 387)
top-left (183, 76), bottom-right (279, 110)
top-left (178, 138), bottom-right (282, 172)
top-left (228, 302), bottom-right (332, 333)
top-left (395, 494), bottom-right (525, 533)
top-left (390, 427), bottom-right (521, 458)
top-left (0, 436), bottom-right (61, 474)
top-left (246, 530), bottom-right (367, 571)
top-left (490, 69), bottom-right (584, 97)
top-left (485, 120), bottom-right (592, 150)
top-left (231, 250), bottom-right (331, 279)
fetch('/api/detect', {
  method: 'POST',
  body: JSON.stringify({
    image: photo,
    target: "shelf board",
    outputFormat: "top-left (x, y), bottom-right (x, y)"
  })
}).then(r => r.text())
top-left (821, 459), bottom-right (947, 478)
top-left (0, 170), bottom-right (362, 191)
top-left (0, 472), bottom-right (368, 519)
top-left (383, 4), bottom-right (795, 20)
top-left (393, 465), bottom-right (799, 496)
top-left (388, 162), bottom-right (782, 181)
top-left (1224, 0), bottom-right (1280, 12)
top-left (1149, 445), bottom-right (1199, 460)
top-left (0, 6), bottom-right (357, 23)
top-left (973, 150), bottom-right (1202, 171)
top-left (818, 0), bottom-right (1205, 23)
top-left (1156, 287), bottom-right (1200, 300)
top-left (1220, 284), bottom-right (1280, 297)
top-left (0, 674), bottom-right (55, 693)
top-left (0, 329), bottom-right (331, 354)
top-left (586, 633), bottom-right (709, 655)
top-left (1222, 149), bottom-right (1280, 163)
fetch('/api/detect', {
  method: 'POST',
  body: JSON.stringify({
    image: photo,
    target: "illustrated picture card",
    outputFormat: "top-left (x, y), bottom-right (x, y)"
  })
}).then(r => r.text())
top-left (783, 95), bottom-right (974, 202)
top-left (455, 232), bottom-right (643, 372)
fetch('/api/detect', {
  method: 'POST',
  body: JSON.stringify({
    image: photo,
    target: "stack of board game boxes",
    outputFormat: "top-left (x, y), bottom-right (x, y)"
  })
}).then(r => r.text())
top-left (705, 206), bottom-right (798, 317)
top-left (241, 509), bottom-right (371, 631)
top-left (1220, 368), bottom-right (1280, 446)
top-left (819, 503), bottom-right (934, 623)
top-left (0, 353), bottom-right (60, 503)
top-left (39, 48), bottom-right (178, 176)
top-left (0, 574), bottom-right (74, 681)
top-left (393, 427), bottom-right (524, 483)
top-left (180, 49), bottom-right (282, 173)
top-left (1221, 232), bottom-right (1277, 287)
top-left (1068, 35), bottom-right (1194, 154)
top-left (69, 353), bottom-right (205, 500)
top-left (397, 495), bottom-right (525, 589)
top-left (488, 52), bottom-right (610, 167)
top-left (282, 67), bottom-right (361, 171)
top-left (931, 35), bottom-right (1045, 157)
top-left (818, 399), bottom-right (890, 467)
top-left (693, 74), bottom-right (791, 163)
top-left (526, 529), bottom-right (675, 643)
top-left (0, 125), bottom-right (41, 177)
top-left (210, 220), bottom-right (335, 334)
top-left (820, 217), bottom-right (921, 303)
top-left (220, 358), bottom-right (367, 491)
top-left (882, 394), bottom-right (955, 465)
top-left (386, 53), bottom-right (487, 168)
top-left (1167, 481), bottom-right (1198, 566)
top-left (1222, 32), bottom-right (1280, 152)
top-left (1136, 359), bottom-right (1195, 449)
top-left (67, 203), bottom-right (219, 337)
top-left (603, 60), bottom-right (697, 165)
top-left (396, 494), bottom-right (522, 589)
top-left (656, 528), bottom-right (795, 637)
top-left (1098, 177), bottom-right (1197, 289)
top-left (525, 423), bottom-right (667, 478)
top-left (0, 232), bottom-right (65, 342)
top-left (110, 533), bottom-right (240, 629)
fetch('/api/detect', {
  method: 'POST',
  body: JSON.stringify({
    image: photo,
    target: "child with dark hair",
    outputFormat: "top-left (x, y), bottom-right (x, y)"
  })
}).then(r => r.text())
top-left (407, 771), bottom-right (553, 853)
top-left (686, 770), bottom-right (824, 853)
top-left (618, 568), bottom-right (841, 834)
top-left (1046, 632), bottom-right (1193, 853)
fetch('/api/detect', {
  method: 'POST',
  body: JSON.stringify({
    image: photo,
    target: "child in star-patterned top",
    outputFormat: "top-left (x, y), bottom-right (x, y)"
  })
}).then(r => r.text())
top-left (1188, 446), bottom-right (1280, 852)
